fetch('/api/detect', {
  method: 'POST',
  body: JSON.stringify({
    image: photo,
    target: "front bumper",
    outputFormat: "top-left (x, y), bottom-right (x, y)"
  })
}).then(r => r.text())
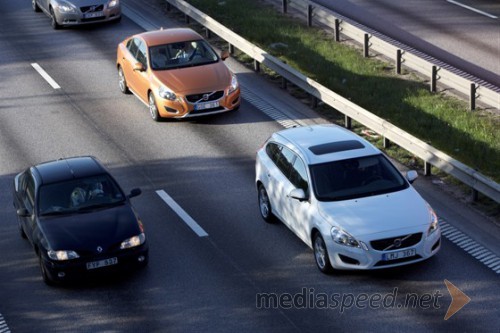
top-left (326, 229), bottom-right (441, 270)
top-left (54, 5), bottom-right (121, 26)
top-left (41, 243), bottom-right (148, 283)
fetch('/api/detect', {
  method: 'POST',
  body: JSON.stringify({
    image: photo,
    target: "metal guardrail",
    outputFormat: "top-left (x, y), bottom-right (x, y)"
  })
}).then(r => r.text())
top-left (276, 0), bottom-right (500, 111)
top-left (164, 0), bottom-right (500, 203)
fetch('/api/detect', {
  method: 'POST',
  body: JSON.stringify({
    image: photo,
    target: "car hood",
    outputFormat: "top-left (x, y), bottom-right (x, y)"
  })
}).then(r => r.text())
top-left (317, 187), bottom-right (430, 238)
top-left (154, 61), bottom-right (231, 94)
top-left (69, 0), bottom-right (113, 6)
top-left (39, 204), bottom-right (141, 252)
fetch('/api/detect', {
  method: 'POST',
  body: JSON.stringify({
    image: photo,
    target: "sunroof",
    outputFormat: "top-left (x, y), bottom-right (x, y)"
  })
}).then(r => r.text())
top-left (309, 140), bottom-right (365, 155)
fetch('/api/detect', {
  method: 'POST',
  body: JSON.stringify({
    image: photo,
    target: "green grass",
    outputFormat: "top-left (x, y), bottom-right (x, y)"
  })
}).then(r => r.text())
top-left (185, 0), bottom-right (499, 183)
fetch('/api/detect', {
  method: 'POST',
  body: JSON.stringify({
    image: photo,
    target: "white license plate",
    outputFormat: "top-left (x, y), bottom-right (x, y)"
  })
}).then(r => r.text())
top-left (382, 248), bottom-right (416, 261)
top-left (83, 12), bottom-right (104, 19)
top-left (194, 101), bottom-right (219, 110)
top-left (86, 257), bottom-right (118, 270)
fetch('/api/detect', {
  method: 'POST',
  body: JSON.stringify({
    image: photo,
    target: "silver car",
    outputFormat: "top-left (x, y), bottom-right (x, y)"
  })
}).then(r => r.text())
top-left (32, 0), bottom-right (121, 29)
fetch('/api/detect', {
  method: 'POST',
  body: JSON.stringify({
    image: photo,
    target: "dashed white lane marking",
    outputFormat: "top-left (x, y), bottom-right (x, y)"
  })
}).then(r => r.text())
top-left (440, 218), bottom-right (500, 274)
top-left (0, 314), bottom-right (11, 333)
top-left (156, 190), bottom-right (208, 237)
top-left (446, 0), bottom-right (498, 19)
top-left (31, 63), bottom-right (61, 89)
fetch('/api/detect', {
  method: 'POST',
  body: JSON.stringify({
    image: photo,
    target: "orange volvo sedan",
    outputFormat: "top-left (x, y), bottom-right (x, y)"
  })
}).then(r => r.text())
top-left (116, 28), bottom-right (241, 121)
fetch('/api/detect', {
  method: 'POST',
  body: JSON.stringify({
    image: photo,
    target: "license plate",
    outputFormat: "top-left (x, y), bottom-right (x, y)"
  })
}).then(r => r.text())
top-left (83, 12), bottom-right (104, 19)
top-left (194, 101), bottom-right (219, 110)
top-left (382, 248), bottom-right (416, 261)
top-left (86, 257), bottom-right (118, 270)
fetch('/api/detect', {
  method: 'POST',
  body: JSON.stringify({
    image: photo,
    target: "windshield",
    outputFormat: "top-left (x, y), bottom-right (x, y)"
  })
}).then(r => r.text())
top-left (149, 39), bottom-right (219, 70)
top-left (38, 174), bottom-right (126, 216)
top-left (310, 154), bottom-right (409, 201)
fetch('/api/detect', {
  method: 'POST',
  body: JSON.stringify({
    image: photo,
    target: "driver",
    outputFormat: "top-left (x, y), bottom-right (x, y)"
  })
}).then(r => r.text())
top-left (88, 182), bottom-right (104, 199)
top-left (175, 41), bottom-right (196, 61)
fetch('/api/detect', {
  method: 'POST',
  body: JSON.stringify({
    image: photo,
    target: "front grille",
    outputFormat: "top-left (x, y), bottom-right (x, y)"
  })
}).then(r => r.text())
top-left (80, 4), bottom-right (104, 12)
top-left (370, 233), bottom-right (422, 251)
top-left (186, 91), bottom-right (224, 103)
top-left (374, 255), bottom-right (422, 267)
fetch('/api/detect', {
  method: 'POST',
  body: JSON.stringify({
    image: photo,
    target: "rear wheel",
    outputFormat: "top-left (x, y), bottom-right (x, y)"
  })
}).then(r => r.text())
top-left (313, 233), bottom-right (333, 274)
top-left (32, 0), bottom-right (41, 12)
top-left (148, 92), bottom-right (161, 121)
top-left (50, 7), bottom-right (61, 30)
top-left (118, 66), bottom-right (130, 94)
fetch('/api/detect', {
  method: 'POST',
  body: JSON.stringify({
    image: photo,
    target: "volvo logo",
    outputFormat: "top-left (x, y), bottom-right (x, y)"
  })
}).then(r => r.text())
top-left (96, 246), bottom-right (103, 253)
top-left (393, 238), bottom-right (402, 248)
top-left (202, 94), bottom-right (209, 101)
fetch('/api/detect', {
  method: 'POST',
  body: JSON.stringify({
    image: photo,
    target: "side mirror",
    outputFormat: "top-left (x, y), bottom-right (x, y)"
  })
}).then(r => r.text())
top-left (128, 188), bottom-right (142, 198)
top-left (17, 208), bottom-right (30, 217)
top-left (133, 62), bottom-right (145, 72)
top-left (406, 170), bottom-right (418, 184)
top-left (289, 188), bottom-right (307, 201)
top-left (220, 50), bottom-right (229, 61)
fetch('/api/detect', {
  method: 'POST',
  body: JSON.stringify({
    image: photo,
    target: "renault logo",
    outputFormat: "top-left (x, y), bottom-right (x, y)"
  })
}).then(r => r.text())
top-left (97, 246), bottom-right (103, 253)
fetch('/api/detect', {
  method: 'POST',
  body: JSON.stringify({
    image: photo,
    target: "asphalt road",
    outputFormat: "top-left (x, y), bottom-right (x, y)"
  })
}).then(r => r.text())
top-left (313, 0), bottom-right (500, 87)
top-left (0, 0), bottom-right (498, 332)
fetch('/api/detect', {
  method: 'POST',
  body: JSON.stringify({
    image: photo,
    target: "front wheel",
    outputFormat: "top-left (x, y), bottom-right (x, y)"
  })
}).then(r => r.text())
top-left (32, 0), bottom-right (41, 12)
top-left (118, 66), bottom-right (130, 94)
top-left (50, 7), bottom-right (61, 30)
top-left (313, 233), bottom-right (333, 274)
top-left (258, 184), bottom-right (275, 223)
top-left (148, 92), bottom-right (161, 121)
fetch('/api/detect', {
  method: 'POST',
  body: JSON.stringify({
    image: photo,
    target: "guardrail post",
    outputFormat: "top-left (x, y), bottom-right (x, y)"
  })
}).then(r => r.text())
top-left (254, 60), bottom-right (260, 72)
top-left (307, 5), bottom-right (313, 27)
top-left (310, 96), bottom-right (318, 108)
top-left (470, 83), bottom-right (476, 110)
top-left (472, 189), bottom-right (479, 202)
top-left (424, 162), bottom-right (432, 176)
top-left (383, 137), bottom-right (390, 148)
top-left (281, 61), bottom-right (288, 89)
top-left (185, 14), bottom-right (190, 24)
top-left (228, 43), bottom-right (234, 55)
top-left (282, 0), bottom-right (287, 13)
top-left (431, 66), bottom-right (437, 92)
top-left (334, 19), bottom-right (340, 42)
top-left (205, 28), bottom-right (211, 39)
top-left (363, 34), bottom-right (370, 58)
top-left (345, 115), bottom-right (352, 129)
top-left (166, 2), bottom-right (171, 11)
top-left (396, 49), bottom-right (402, 74)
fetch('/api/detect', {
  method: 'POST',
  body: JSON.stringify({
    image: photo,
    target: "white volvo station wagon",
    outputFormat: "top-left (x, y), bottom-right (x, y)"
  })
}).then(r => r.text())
top-left (255, 124), bottom-right (441, 273)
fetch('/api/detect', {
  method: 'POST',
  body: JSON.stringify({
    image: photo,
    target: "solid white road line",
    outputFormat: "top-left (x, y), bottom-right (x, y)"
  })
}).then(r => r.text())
top-left (31, 63), bottom-right (61, 89)
top-left (156, 190), bottom-right (208, 237)
top-left (446, 0), bottom-right (498, 19)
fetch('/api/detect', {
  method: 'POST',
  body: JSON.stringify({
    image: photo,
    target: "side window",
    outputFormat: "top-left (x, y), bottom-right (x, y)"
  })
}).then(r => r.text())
top-left (265, 142), bottom-right (281, 164)
top-left (24, 175), bottom-right (35, 214)
top-left (136, 41), bottom-right (148, 68)
top-left (290, 158), bottom-right (309, 193)
top-left (275, 146), bottom-right (295, 179)
top-left (127, 38), bottom-right (139, 58)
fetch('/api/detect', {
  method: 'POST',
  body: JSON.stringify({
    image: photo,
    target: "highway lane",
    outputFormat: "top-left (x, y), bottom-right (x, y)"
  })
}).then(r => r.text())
top-left (0, 0), bottom-right (499, 332)
top-left (313, 0), bottom-right (500, 87)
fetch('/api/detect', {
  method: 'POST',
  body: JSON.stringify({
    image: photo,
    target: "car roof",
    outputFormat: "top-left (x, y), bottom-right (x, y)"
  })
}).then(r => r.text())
top-left (136, 28), bottom-right (203, 47)
top-left (273, 124), bottom-right (381, 165)
top-left (32, 156), bottom-right (107, 185)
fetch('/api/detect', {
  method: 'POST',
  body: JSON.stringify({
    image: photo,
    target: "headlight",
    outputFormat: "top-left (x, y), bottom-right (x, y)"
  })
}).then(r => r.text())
top-left (228, 74), bottom-right (239, 94)
top-left (57, 3), bottom-right (77, 13)
top-left (120, 233), bottom-right (146, 249)
top-left (331, 227), bottom-right (367, 250)
top-left (108, 0), bottom-right (119, 8)
top-left (427, 205), bottom-right (439, 236)
top-left (47, 250), bottom-right (79, 261)
top-left (159, 85), bottom-right (176, 101)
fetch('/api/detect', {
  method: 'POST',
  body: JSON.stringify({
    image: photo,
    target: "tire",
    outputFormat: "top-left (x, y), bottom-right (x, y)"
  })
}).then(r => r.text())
top-left (32, 0), bottom-right (41, 12)
top-left (50, 7), bottom-right (61, 30)
top-left (313, 232), bottom-right (333, 274)
top-left (18, 218), bottom-right (27, 239)
top-left (148, 92), bottom-right (161, 121)
top-left (118, 66), bottom-right (130, 94)
top-left (39, 253), bottom-right (55, 286)
top-left (258, 184), bottom-right (275, 223)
